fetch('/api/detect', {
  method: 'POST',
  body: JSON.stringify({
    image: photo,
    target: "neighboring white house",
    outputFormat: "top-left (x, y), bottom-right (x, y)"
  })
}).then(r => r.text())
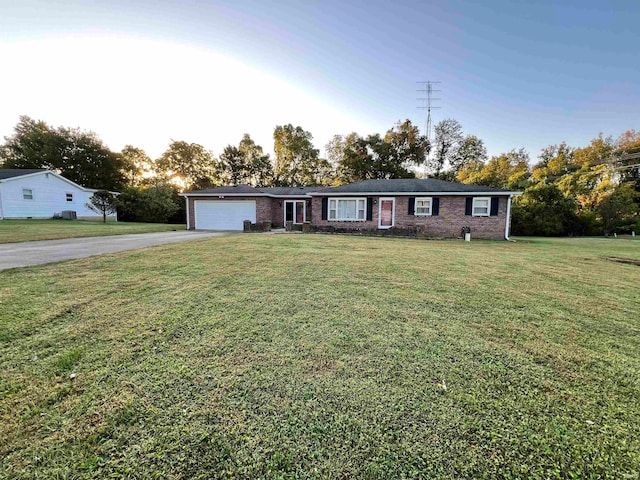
top-left (0, 169), bottom-right (117, 220)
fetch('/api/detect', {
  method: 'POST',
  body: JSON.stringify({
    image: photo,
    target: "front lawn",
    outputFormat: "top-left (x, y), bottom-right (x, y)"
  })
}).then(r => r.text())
top-left (0, 219), bottom-right (185, 243)
top-left (0, 235), bottom-right (639, 478)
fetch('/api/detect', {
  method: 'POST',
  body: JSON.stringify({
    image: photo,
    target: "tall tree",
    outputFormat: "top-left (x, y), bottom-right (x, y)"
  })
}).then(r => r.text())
top-left (120, 145), bottom-right (155, 187)
top-left (273, 124), bottom-right (322, 186)
top-left (451, 135), bottom-right (488, 175)
top-left (597, 182), bottom-right (638, 235)
top-left (430, 119), bottom-right (463, 176)
top-left (334, 120), bottom-right (428, 182)
top-left (156, 140), bottom-right (216, 191)
top-left (238, 134), bottom-right (273, 187)
top-left (1, 115), bottom-right (125, 190)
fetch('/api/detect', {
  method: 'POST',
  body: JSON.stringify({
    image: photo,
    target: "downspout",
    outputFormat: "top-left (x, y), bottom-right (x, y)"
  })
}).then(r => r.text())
top-left (505, 195), bottom-right (513, 240)
top-left (185, 195), bottom-right (191, 230)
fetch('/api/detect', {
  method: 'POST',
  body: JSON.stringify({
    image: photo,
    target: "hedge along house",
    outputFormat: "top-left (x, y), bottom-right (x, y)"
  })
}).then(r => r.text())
top-left (309, 179), bottom-right (521, 240)
top-left (182, 178), bottom-right (521, 239)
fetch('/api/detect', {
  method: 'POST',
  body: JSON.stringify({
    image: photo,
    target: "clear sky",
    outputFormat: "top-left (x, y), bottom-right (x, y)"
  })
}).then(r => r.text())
top-left (0, 0), bottom-right (638, 162)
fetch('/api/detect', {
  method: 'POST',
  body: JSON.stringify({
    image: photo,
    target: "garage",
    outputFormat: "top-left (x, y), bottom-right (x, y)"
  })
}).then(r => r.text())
top-left (194, 200), bottom-right (256, 230)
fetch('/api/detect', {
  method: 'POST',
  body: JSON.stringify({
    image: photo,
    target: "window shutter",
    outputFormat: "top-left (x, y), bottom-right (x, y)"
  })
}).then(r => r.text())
top-left (432, 197), bottom-right (440, 216)
top-left (408, 197), bottom-right (415, 215)
top-left (366, 198), bottom-right (373, 221)
top-left (490, 197), bottom-right (499, 216)
top-left (465, 197), bottom-right (473, 216)
top-left (321, 198), bottom-right (328, 220)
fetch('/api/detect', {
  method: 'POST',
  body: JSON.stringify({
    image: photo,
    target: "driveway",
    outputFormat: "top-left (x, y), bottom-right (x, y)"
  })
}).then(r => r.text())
top-left (0, 231), bottom-right (227, 270)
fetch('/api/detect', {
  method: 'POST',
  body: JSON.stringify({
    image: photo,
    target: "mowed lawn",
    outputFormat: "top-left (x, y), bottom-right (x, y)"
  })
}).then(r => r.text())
top-left (0, 219), bottom-right (185, 243)
top-left (1, 235), bottom-right (639, 479)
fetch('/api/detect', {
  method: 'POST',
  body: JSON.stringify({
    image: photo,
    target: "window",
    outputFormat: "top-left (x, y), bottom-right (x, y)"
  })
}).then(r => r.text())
top-left (328, 198), bottom-right (366, 221)
top-left (66, 193), bottom-right (73, 202)
top-left (22, 188), bottom-right (33, 200)
top-left (472, 197), bottom-right (490, 216)
top-left (415, 197), bottom-right (432, 216)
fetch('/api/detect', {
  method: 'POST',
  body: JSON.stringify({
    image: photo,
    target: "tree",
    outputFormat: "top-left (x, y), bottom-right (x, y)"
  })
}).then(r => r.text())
top-left (120, 145), bottom-right (155, 187)
top-left (1, 116), bottom-right (125, 190)
top-left (217, 145), bottom-right (248, 185)
top-left (597, 182), bottom-right (638, 235)
top-left (458, 149), bottom-right (530, 190)
top-left (451, 135), bottom-right (487, 175)
top-left (156, 140), bottom-right (216, 191)
top-left (511, 184), bottom-right (579, 236)
top-left (238, 134), bottom-right (273, 187)
top-left (117, 184), bottom-right (183, 223)
top-left (430, 119), bottom-right (463, 175)
top-left (87, 190), bottom-right (118, 223)
top-left (273, 125), bottom-right (323, 186)
top-left (334, 120), bottom-right (428, 182)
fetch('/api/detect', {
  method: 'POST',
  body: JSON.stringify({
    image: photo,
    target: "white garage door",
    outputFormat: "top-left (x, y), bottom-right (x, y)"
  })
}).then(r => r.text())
top-left (194, 200), bottom-right (256, 230)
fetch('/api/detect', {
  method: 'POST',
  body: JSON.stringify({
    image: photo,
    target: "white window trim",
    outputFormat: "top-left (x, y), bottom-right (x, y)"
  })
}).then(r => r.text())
top-left (378, 197), bottom-right (395, 229)
top-left (328, 197), bottom-right (367, 221)
top-left (22, 188), bottom-right (34, 200)
top-left (283, 200), bottom-right (306, 225)
top-left (472, 197), bottom-right (490, 217)
top-left (414, 196), bottom-right (432, 216)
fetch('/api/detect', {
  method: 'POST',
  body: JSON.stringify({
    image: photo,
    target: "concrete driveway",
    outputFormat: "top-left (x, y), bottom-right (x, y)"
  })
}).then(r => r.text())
top-left (0, 231), bottom-right (227, 270)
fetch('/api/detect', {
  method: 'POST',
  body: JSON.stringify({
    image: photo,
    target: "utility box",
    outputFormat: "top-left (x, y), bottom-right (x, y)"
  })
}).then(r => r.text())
top-left (61, 210), bottom-right (77, 220)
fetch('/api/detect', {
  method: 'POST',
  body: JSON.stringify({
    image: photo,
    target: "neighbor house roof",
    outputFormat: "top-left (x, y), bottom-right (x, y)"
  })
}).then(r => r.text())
top-left (0, 168), bottom-right (46, 180)
top-left (309, 178), bottom-right (520, 196)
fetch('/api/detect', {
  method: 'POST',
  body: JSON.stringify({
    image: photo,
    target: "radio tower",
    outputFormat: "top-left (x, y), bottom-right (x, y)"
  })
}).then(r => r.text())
top-left (416, 81), bottom-right (441, 143)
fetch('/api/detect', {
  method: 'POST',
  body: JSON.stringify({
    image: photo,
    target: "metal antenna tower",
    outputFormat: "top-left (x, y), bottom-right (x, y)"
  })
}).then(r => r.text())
top-left (416, 81), bottom-right (441, 143)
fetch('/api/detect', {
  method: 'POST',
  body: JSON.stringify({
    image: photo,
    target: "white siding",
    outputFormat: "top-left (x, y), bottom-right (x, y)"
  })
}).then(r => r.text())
top-left (0, 172), bottom-right (116, 220)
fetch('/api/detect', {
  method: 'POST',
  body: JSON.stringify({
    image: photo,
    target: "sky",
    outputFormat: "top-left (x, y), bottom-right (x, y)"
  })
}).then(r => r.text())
top-left (0, 0), bottom-right (638, 162)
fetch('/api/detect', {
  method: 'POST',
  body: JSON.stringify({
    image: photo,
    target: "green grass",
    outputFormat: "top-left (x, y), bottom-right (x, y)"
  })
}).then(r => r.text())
top-left (0, 219), bottom-right (185, 243)
top-left (1, 235), bottom-right (639, 479)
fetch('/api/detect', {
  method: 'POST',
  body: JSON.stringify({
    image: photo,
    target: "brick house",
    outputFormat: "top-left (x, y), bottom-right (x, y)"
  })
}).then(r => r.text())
top-left (182, 178), bottom-right (521, 240)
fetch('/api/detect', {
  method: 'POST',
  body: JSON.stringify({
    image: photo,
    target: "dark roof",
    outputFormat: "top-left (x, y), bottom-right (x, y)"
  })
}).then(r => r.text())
top-left (315, 178), bottom-right (516, 194)
top-left (184, 184), bottom-right (262, 194)
top-left (0, 168), bottom-right (46, 180)
top-left (184, 185), bottom-right (324, 196)
top-left (258, 186), bottom-right (322, 196)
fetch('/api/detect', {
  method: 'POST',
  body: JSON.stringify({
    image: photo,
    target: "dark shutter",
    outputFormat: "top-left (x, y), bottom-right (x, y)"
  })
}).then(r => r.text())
top-left (465, 197), bottom-right (473, 216)
top-left (321, 198), bottom-right (328, 220)
top-left (366, 198), bottom-right (373, 221)
top-left (432, 197), bottom-right (440, 216)
top-left (408, 197), bottom-right (415, 215)
top-left (490, 197), bottom-right (499, 216)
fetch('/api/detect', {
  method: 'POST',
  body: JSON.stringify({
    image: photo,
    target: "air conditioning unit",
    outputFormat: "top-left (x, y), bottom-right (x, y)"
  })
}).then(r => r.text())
top-left (61, 210), bottom-right (77, 220)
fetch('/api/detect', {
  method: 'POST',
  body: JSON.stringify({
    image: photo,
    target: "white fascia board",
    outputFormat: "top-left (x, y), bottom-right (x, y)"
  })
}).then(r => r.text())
top-left (308, 191), bottom-right (522, 197)
top-left (180, 193), bottom-right (313, 198)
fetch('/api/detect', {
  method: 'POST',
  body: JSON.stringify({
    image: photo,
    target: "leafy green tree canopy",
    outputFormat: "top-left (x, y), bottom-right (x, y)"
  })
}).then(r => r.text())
top-left (87, 190), bottom-right (118, 223)
top-left (1, 115), bottom-right (125, 190)
top-left (156, 140), bottom-right (216, 191)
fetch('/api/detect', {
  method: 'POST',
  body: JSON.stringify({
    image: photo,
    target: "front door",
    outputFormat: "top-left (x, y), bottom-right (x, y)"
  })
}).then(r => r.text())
top-left (284, 200), bottom-right (306, 224)
top-left (378, 197), bottom-right (395, 229)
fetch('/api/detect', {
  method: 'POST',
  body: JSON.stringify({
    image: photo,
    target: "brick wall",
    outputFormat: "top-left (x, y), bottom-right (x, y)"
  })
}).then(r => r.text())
top-left (186, 196), bottom-right (273, 230)
top-left (311, 195), bottom-right (508, 240)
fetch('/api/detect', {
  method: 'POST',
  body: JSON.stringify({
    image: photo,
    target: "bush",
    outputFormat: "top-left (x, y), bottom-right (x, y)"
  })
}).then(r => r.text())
top-left (117, 184), bottom-right (184, 224)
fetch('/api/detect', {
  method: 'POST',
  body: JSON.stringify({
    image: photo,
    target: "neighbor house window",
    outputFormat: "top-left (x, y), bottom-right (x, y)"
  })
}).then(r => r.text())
top-left (472, 197), bottom-right (490, 216)
top-left (66, 193), bottom-right (73, 202)
top-left (22, 188), bottom-right (33, 200)
top-left (415, 197), bottom-right (432, 216)
top-left (328, 198), bottom-right (366, 221)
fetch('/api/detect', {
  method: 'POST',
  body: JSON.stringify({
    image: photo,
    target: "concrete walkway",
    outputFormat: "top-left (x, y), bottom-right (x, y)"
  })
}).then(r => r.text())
top-left (0, 231), bottom-right (226, 270)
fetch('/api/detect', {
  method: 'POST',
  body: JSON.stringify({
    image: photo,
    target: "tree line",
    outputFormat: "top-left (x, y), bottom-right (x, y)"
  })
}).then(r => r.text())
top-left (1, 115), bottom-right (638, 234)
